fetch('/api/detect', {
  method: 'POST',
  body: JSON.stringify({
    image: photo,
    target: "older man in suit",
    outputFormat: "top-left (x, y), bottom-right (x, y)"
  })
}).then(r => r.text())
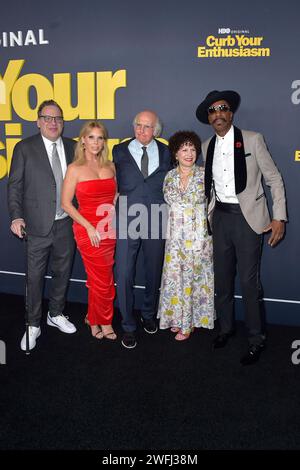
top-left (113, 110), bottom-right (171, 349)
top-left (8, 99), bottom-right (76, 351)
top-left (196, 90), bottom-right (287, 365)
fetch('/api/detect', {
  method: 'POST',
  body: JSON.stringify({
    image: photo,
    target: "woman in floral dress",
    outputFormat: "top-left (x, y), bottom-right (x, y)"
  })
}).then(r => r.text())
top-left (157, 131), bottom-right (215, 340)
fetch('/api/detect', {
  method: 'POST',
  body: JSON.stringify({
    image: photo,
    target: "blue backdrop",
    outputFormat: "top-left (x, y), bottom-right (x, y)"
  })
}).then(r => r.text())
top-left (1, 0), bottom-right (299, 325)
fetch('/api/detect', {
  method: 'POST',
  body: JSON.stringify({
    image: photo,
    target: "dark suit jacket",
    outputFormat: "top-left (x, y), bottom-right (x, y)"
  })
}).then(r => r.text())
top-left (112, 138), bottom-right (171, 237)
top-left (7, 133), bottom-right (76, 237)
top-left (113, 138), bottom-right (171, 207)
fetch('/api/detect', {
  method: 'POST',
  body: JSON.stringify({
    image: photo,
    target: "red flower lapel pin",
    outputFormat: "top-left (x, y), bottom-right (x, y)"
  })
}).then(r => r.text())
top-left (235, 141), bottom-right (242, 148)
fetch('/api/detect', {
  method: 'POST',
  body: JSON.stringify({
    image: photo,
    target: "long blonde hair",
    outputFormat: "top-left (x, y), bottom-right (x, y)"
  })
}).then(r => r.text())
top-left (73, 121), bottom-right (109, 165)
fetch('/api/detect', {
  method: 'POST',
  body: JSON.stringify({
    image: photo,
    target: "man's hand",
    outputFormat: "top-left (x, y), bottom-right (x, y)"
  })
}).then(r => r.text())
top-left (10, 219), bottom-right (26, 238)
top-left (263, 220), bottom-right (285, 247)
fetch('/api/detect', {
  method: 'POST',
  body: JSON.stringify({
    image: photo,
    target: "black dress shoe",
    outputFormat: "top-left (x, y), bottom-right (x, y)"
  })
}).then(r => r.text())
top-left (240, 342), bottom-right (265, 366)
top-left (121, 332), bottom-right (137, 349)
top-left (213, 331), bottom-right (235, 349)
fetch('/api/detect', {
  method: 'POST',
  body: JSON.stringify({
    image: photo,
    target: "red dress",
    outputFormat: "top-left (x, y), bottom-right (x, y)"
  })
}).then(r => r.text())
top-left (73, 178), bottom-right (116, 326)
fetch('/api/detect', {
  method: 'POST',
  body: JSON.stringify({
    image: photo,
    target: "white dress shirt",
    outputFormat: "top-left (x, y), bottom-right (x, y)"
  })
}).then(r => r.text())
top-left (128, 138), bottom-right (159, 175)
top-left (42, 135), bottom-right (68, 219)
top-left (42, 135), bottom-right (67, 177)
top-left (212, 126), bottom-right (239, 204)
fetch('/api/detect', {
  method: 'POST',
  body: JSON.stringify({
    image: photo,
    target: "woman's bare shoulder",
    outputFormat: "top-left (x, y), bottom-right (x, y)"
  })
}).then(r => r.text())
top-left (66, 162), bottom-right (83, 177)
top-left (107, 160), bottom-right (116, 174)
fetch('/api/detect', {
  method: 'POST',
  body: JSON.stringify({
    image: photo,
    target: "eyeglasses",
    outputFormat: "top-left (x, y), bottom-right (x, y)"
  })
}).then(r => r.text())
top-left (134, 123), bottom-right (154, 131)
top-left (208, 104), bottom-right (230, 114)
top-left (40, 115), bottom-right (64, 123)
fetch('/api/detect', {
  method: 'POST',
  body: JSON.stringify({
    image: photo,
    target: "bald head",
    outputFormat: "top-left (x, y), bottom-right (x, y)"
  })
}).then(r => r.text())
top-left (133, 110), bottom-right (162, 145)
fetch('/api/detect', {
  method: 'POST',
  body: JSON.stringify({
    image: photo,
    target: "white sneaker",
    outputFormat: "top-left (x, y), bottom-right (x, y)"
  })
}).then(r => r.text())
top-left (47, 312), bottom-right (76, 334)
top-left (20, 326), bottom-right (41, 351)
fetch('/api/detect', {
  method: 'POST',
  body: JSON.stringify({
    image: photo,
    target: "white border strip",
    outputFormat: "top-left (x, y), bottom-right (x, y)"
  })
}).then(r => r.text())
top-left (1, 270), bottom-right (299, 304)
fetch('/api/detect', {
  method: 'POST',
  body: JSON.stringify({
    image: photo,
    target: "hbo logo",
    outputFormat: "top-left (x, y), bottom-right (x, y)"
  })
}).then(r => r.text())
top-left (218, 28), bottom-right (230, 34)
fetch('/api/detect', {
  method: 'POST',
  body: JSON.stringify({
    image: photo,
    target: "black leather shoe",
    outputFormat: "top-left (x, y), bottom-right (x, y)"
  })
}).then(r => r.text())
top-left (213, 331), bottom-right (235, 349)
top-left (142, 318), bottom-right (158, 334)
top-left (121, 332), bottom-right (137, 349)
top-left (240, 342), bottom-right (266, 366)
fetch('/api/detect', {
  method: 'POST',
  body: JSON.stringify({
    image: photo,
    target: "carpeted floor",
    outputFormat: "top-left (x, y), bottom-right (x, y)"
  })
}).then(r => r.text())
top-left (1, 293), bottom-right (300, 451)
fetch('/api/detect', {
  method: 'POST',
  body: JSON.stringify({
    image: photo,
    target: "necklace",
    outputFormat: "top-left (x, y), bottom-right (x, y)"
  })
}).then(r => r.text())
top-left (177, 165), bottom-right (195, 193)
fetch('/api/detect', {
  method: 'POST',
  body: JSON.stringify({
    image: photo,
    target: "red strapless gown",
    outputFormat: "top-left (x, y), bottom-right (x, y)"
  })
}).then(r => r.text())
top-left (73, 178), bottom-right (116, 326)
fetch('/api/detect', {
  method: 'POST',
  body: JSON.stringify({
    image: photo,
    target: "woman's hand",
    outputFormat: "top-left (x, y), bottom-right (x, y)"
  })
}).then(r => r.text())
top-left (86, 225), bottom-right (101, 247)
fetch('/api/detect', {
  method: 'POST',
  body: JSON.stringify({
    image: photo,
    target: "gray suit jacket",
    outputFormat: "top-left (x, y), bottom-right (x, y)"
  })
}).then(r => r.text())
top-left (7, 133), bottom-right (76, 236)
top-left (202, 126), bottom-right (287, 234)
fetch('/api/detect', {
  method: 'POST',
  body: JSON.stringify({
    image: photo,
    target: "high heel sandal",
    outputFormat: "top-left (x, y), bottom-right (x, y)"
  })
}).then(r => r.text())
top-left (175, 327), bottom-right (194, 341)
top-left (92, 328), bottom-right (104, 340)
top-left (175, 331), bottom-right (190, 341)
top-left (85, 317), bottom-right (103, 339)
top-left (171, 327), bottom-right (180, 333)
top-left (101, 325), bottom-right (117, 341)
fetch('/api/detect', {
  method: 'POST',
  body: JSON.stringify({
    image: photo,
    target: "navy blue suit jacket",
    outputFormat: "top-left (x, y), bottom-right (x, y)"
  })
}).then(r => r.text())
top-left (113, 138), bottom-right (171, 237)
top-left (113, 138), bottom-right (170, 206)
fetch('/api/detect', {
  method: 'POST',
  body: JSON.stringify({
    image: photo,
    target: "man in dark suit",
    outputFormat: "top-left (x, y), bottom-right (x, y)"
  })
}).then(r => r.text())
top-left (8, 99), bottom-right (77, 351)
top-left (113, 110), bottom-right (171, 349)
top-left (196, 90), bottom-right (287, 365)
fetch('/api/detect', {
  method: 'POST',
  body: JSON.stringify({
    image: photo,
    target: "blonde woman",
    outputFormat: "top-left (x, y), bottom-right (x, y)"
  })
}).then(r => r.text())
top-left (62, 121), bottom-right (117, 340)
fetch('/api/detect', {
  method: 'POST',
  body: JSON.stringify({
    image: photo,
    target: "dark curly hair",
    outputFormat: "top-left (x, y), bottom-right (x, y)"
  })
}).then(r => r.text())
top-left (168, 131), bottom-right (202, 166)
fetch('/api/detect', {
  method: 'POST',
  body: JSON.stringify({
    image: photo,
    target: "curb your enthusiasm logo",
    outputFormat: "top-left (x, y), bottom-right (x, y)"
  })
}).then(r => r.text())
top-left (197, 27), bottom-right (271, 58)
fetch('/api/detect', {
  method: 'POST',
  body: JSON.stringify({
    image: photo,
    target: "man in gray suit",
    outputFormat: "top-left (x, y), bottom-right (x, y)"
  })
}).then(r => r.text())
top-left (196, 90), bottom-right (287, 365)
top-left (8, 99), bottom-right (77, 351)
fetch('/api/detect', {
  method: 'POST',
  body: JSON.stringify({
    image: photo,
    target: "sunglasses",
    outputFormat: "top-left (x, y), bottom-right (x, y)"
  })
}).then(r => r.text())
top-left (208, 104), bottom-right (230, 114)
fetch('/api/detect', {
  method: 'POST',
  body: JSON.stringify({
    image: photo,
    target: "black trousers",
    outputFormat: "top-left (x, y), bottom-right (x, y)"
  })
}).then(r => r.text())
top-left (25, 217), bottom-right (75, 326)
top-left (212, 203), bottom-right (264, 345)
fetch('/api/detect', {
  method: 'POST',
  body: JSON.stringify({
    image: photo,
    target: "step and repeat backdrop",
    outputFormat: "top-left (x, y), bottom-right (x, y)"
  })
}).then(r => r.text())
top-left (1, 0), bottom-right (299, 324)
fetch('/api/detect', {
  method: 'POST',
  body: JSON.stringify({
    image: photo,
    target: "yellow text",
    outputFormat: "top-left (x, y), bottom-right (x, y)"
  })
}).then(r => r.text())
top-left (0, 59), bottom-right (127, 121)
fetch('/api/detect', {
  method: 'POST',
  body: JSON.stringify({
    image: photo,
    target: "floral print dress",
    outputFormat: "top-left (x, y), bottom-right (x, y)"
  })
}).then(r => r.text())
top-left (157, 166), bottom-right (215, 334)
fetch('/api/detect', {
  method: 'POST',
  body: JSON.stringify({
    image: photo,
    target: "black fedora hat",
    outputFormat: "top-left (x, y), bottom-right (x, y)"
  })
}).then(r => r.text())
top-left (196, 90), bottom-right (241, 124)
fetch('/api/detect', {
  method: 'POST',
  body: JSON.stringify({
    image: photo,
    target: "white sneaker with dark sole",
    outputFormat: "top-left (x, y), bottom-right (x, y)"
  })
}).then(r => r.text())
top-left (47, 313), bottom-right (76, 334)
